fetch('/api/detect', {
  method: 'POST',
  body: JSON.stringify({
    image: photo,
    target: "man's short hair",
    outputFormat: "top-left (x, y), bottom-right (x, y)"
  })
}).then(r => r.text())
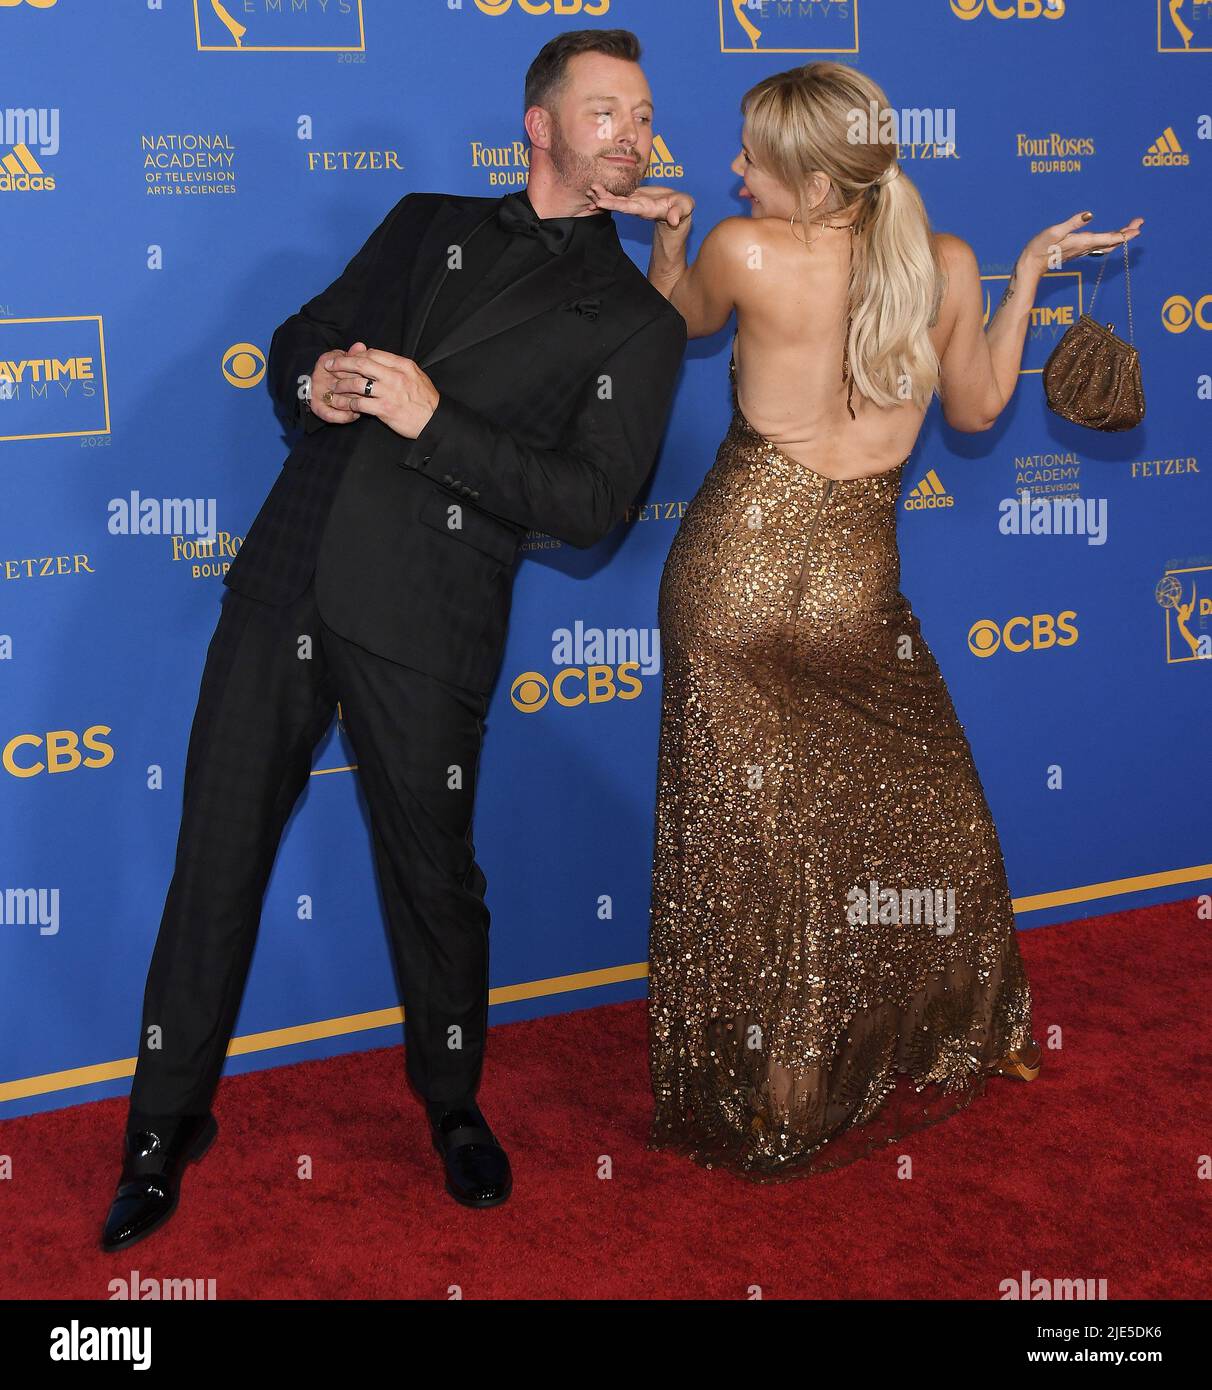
top-left (523, 28), bottom-right (642, 116)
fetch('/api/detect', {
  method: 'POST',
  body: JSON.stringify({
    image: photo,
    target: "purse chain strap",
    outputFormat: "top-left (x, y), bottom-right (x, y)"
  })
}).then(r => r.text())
top-left (1086, 237), bottom-right (1134, 345)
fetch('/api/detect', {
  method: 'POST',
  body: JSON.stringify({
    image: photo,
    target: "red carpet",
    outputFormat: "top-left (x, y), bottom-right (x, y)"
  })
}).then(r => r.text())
top-left (1, 897), bottom-right (1208, 1300)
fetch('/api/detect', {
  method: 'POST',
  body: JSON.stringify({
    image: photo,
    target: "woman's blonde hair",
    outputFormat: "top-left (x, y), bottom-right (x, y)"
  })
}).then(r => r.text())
top-left (740, 62), bottom-right (946, 412)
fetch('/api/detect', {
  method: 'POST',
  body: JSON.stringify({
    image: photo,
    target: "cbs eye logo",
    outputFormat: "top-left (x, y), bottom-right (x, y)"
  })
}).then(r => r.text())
top-left (950, 0), bottom-right (1064, 17)
top-left (473, 0), bottom-right (611, 15)
top-left (1161, 295), bottom-right (1212, 334)
top-left (512, 671), bottom-right (549, 712)
top-left (510, 665), bottom-right (642, 711)
top-left (968, 612), bottom-right (1078, 657)
top-left (3, 726), bottom-right (114, 778)
top-left (222, 343), bottom-right (265, 388)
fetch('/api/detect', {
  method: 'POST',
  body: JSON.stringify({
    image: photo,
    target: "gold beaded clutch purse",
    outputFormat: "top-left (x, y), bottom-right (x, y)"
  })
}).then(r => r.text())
top-left (1042, 238), bottom-right (1144, 431)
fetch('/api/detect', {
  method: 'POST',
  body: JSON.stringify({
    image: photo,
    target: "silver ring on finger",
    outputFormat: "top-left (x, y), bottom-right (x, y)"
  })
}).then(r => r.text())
top-left (362, 376), bottom-right (376, 397)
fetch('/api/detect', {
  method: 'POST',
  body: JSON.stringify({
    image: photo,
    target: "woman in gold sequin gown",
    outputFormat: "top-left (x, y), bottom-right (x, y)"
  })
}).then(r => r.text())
top-left (644, 347), bottom-right (1034, 1178)
top-left (591, 60), bottom-right (1139, 1180)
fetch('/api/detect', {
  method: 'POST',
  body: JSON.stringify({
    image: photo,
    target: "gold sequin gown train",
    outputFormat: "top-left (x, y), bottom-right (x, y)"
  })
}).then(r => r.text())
top-left (647, 356), bottom-right (1034, 1179)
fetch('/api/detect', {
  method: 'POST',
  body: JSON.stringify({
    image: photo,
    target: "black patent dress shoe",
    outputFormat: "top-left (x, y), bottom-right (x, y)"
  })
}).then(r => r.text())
top-left (428, 1105), bottom-right (512, 1208)
top-left (100, 1113), bottom-right (218, 1252)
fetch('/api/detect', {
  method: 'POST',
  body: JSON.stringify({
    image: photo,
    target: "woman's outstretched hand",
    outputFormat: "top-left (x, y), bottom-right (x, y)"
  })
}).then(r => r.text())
top-left (1022, 211), bottom-right (1144, 272)
top-left (587, 182), bottom-right (696, 231)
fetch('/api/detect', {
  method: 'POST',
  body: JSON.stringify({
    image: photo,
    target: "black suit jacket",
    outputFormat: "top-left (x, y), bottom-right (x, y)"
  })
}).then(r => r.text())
top-left (223, 191), bottom-right (688, 693)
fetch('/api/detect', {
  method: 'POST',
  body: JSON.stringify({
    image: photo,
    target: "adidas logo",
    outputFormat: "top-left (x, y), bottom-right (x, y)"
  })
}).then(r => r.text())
top-left (646, 135), bottom-right (684, 180)
top-left (0, 143), bottom-right (54, 192)
top-left (1143, 127), bottom-right (1190, 168)
top-left (903, 469), bottom-right (955, 511)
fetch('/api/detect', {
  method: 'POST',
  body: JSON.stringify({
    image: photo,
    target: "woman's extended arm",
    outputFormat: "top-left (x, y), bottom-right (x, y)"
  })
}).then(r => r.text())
top-left (936, 210), bottom-right (1143, 433)
top-left (589, 182), bottom-right (740, 340)
top-left (648, 214), bottom-right (693, 299)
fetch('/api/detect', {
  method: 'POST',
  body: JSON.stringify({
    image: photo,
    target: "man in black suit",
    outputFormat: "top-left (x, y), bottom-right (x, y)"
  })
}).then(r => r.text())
top-left (101, 27), bottom-right (686, 1250)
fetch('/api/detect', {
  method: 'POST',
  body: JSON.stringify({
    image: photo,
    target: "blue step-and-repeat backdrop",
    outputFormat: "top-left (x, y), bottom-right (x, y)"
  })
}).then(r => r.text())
top-left (2, 1), bottom-right (1209, 1119)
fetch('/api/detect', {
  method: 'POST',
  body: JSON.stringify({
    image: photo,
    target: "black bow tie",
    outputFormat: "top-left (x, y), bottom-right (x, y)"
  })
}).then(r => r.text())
top-left (497, 194), bottom-right (598, 255)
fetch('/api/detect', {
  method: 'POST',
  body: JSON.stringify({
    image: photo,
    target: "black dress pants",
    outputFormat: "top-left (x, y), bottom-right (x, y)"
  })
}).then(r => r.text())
top-left (127, 577), bottom-right (491, 1124)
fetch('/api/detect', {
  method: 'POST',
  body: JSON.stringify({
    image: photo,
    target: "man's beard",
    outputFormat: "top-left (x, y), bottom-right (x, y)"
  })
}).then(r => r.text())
top-left (550, 120), bottom-right (644, 199)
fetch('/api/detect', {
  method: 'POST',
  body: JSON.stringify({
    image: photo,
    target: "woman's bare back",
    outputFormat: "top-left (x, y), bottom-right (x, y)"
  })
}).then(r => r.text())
top-left (731, 218), bottom-right (954, 481)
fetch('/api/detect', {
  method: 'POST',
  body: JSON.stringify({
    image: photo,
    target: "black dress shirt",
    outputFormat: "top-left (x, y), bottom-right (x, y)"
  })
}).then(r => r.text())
top-left (415, 188), bottom-right (612, 362)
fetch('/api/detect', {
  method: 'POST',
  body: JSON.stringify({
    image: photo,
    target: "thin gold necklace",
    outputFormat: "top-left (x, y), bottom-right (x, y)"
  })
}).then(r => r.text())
top-left (789, 208), bottom-right (858, 247)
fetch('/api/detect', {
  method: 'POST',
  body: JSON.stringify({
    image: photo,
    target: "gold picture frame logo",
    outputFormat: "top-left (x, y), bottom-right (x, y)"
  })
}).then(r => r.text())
top-left (719, 0), bottom-right (860, 54)
top-left (1155, 564), bottom-right (1212, 663)
top-left (1158, 0), bottom-right (1212, 53)
top-left (0, 315), bottom-right (110, 442)
top-left (194, 0), bottom-right (366, 52)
